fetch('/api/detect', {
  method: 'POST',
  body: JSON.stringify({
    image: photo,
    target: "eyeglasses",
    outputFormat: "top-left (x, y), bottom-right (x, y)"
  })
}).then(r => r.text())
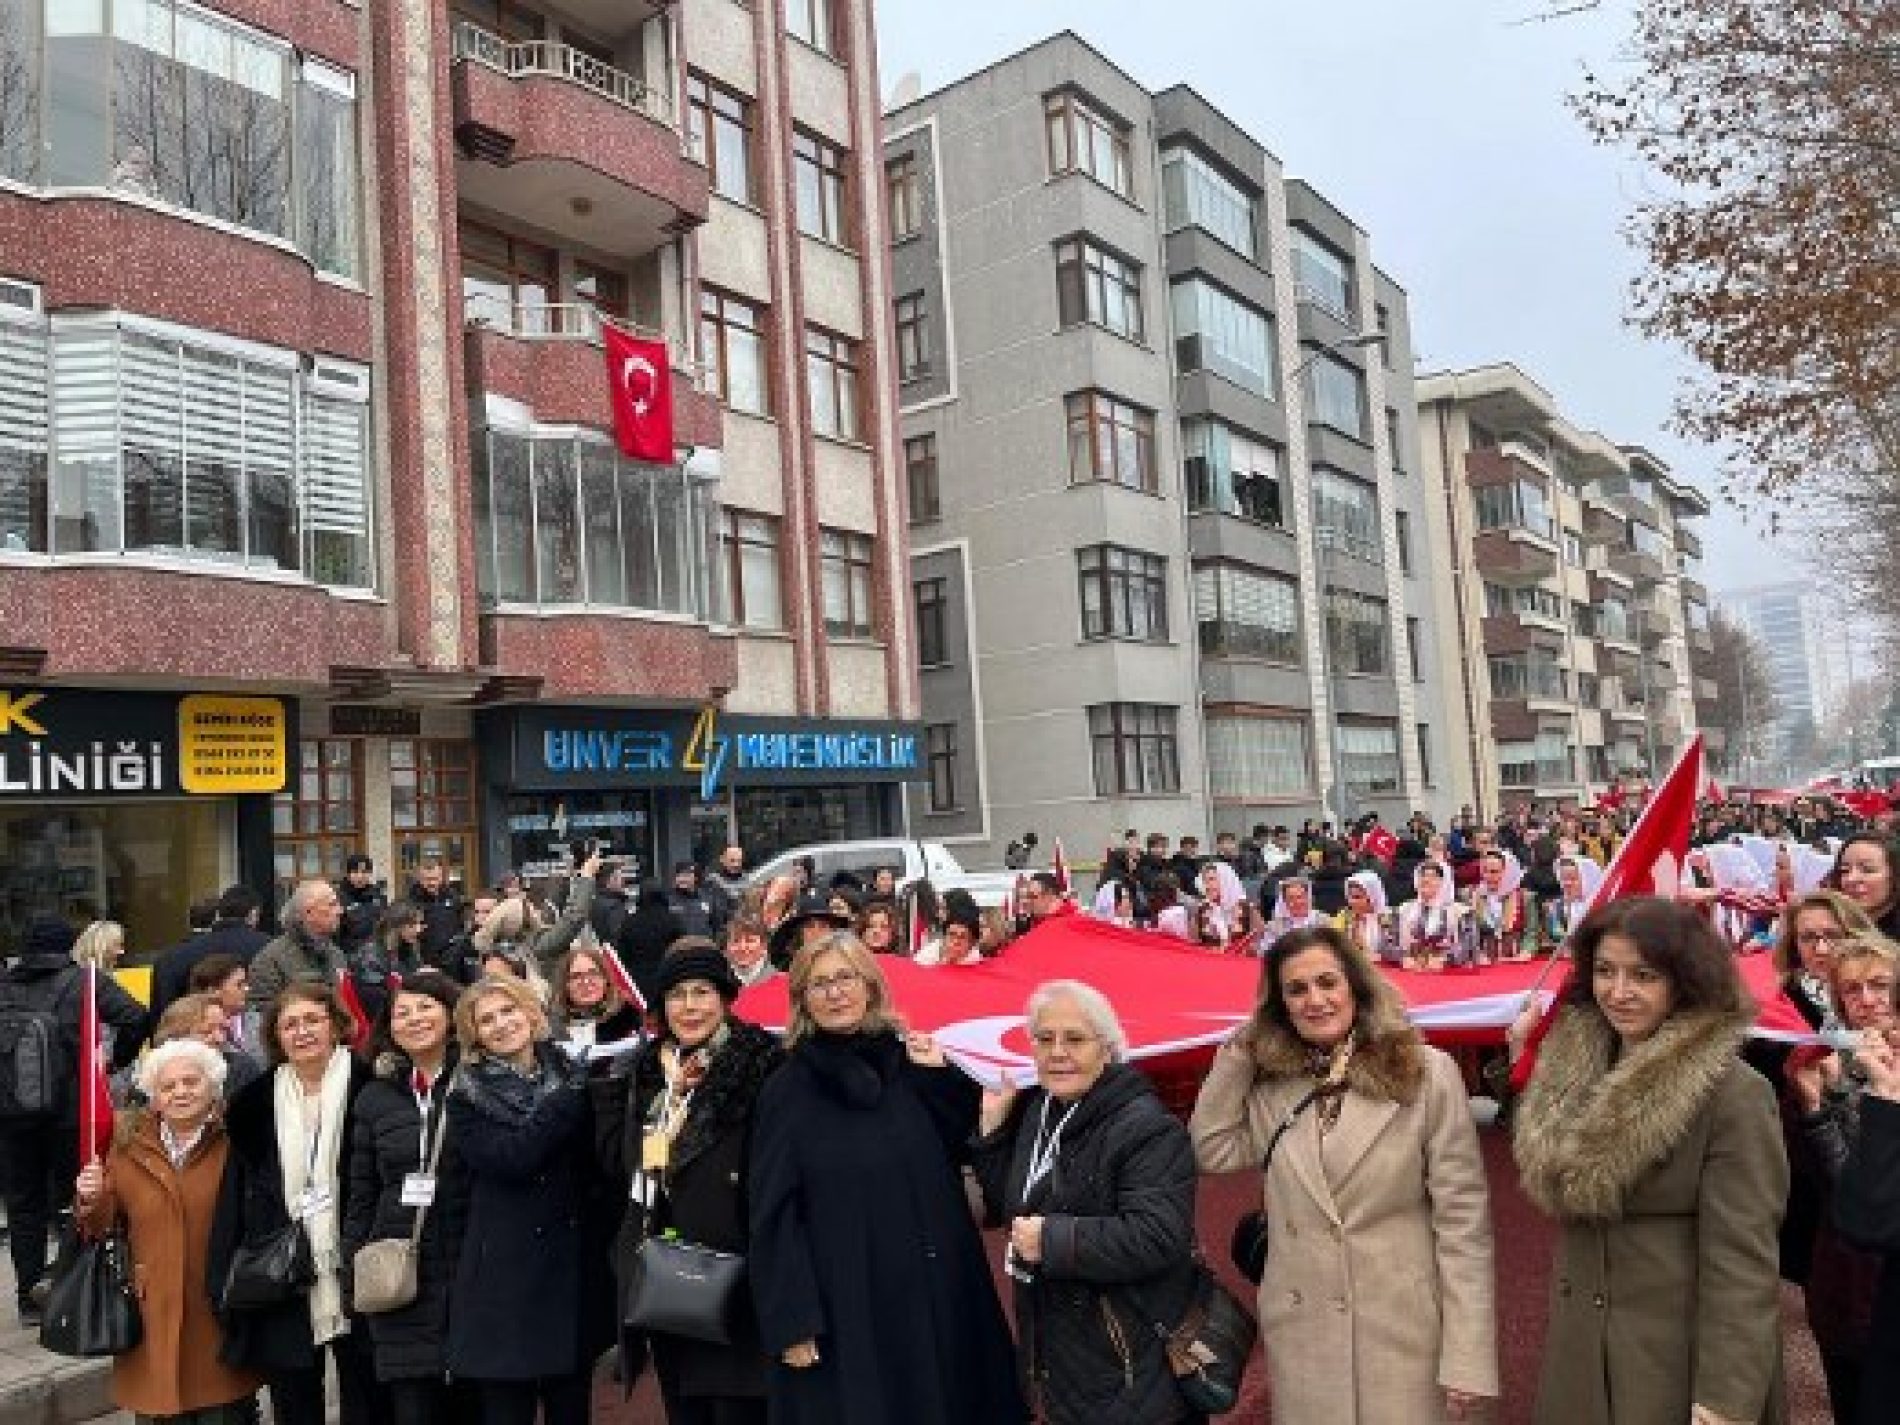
top-left (1031, 1031), bottom-right (1099, 1053)
top-left (1796, 930), bottom-right (1844, 948)
top-left (806, 970), bottom-right (864, 998)
top-left (566, 970), bottom-right (605, 985)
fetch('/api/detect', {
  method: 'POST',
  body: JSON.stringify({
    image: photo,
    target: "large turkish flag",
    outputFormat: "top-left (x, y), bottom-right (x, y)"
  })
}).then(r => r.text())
top-left (602, 324), bottom-right (676, 463)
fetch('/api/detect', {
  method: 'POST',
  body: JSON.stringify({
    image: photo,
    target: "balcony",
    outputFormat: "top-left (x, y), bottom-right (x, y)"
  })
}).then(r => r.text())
top-left (462, 303), bottom-right (722, 450)
top-left (1581, 493), bottom-right (1624, 543)
top-left (1472, 527), bottom-right (1560, 582)
top-left (545, 0), bottom-right (673, 33)
top-left (1607, 539), bottom-right (1668, 584)
top-left (1481, 611), bottom-right (1567, 659)
top-left (450, 23), bottom-right (709, 260)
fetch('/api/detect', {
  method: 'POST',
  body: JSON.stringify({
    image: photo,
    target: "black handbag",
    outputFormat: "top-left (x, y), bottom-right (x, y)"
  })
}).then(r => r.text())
top-left (221, 1220), bottom-right (315, 1311)
top-left (1228, 1084), bottom-right (1322, 1285)
top-left (623, 1233), bottom-right (746, 1345)
top-left (1127, 1262), bottom-right (1258, 1416)
top-left (39, 1228), bottom-right (142, 1359)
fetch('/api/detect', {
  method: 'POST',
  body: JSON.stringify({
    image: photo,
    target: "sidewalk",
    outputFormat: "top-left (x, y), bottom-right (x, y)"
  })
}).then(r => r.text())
top-left (0, 1248), bottom-right (121, 1425)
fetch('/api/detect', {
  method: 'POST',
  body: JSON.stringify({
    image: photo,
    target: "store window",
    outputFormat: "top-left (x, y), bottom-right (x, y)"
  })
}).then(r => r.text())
top-left (502, 790), bottom-right (653, 883)
top-left (390, 739), bottom-right (478, 890)
top-left (272, 738), bottom-right (364, 900)
top-left (734, 785), bottom-right (885, 866)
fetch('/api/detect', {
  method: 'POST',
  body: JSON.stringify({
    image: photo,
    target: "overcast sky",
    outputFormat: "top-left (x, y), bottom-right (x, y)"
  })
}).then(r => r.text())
top-left (875, 0), bottom-right (1782, 594)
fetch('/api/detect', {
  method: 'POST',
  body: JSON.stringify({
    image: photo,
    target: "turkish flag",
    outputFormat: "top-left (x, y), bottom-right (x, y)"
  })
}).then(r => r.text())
top-left (1364, 825), bottom-right (1399, 864)
top-left (78, 965), bottom-right (113, 1163)
top-left (602, 324), bottom-right (675, 463)
top-left (1840, 790), bottom-right (1891, 821)
top-left (1595, 785), bottom-right (1627, 812)
top-left (336, 972), bottom-right (374, 1053)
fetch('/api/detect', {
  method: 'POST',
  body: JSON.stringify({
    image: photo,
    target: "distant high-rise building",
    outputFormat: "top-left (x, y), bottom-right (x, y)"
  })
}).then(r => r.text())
top-left (1727, 583), bottom-right (1857, 750)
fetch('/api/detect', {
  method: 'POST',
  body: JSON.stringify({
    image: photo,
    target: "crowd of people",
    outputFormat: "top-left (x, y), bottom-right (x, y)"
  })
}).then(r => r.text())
top-left (3, 798), bottom-right (1900, 1423)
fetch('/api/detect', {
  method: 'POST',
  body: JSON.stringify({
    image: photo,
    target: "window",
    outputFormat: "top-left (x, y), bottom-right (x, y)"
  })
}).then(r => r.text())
top-left (1562, 526), bottom-right (1584, 564)
top-left (894, 293), bottom-right (929, 382)
top-left (389, 738), bottom-right (478, 888)
top-left (0, 302), bottom-right (49, 552)
top-left (699, 287), bottom-right (768, 415)
top-left (1415, 722), bottom-right (1433, 785)
top-left (1207, 715), bottom-right (1312, 799)
top-left (459, 219), bottom-right (557, 330)
top-left (1312, 467), bottom-right (1381, 564)
top-left (1291, 228), bottom-right (1353, 322)
top-left (905, 434), bottom-right (939, 523)
top-left (1474, 479), bottom-right (1555, 540)
top-left (1338, 722), bottom-right (1401, 798)
top-left (915, 577), bottom-right (948, 667)
top-left (1304, 351), bottom-right (1367, 439)
top-left (1044, 91), bottom-right (1132, 198)
top-left (1489, 652), bottom-right (1569, 700)
top-left (1160, 147), bottom-right (1255, 257)
top-left (793, 128), bottom-right (849, 245)
top-left (473, 429), bottom-right (716, 615)
top-left (1406, 616), bottom-right (1423, 681)
top-left (720, 510), bottom-right (783, 629)
top-left (1486, 582), bottom-right (1567, 622)
top-left (20, 3), bottom-right (361, 277)
top-left (804, 326), bottom-right (860, 440)
top-left (686, 72), bottom-right (754, 204)
top-left (1078, 544), bottom-right (1168, 642)
top-left (1088, 703), bottom-right (1180, 795)
top-left (1499, 730), bottom-right (1572, 787)
top-left (886, 154), bottom-right (921, 239)
top-left (272, 738), bottom-right (363, 897)
top-left (1395, 510), bottom-right (1413, 574)
top-left (1055, 237), bottom-right (1143, 340)
top-left (820, 527), bottom-right (874, 637)
top-left (1325, 588), bottom-right (1389, 675)
top-left (1375, 303), bottom-right (1393, 366)
top-left (40, 316), bottom-right (371, 585)
top-left (574, 261), bottom-right (628, 321)
top-left (1182, 420), bottom-right (1285, 527)
top-left (925, 723), bottom-right (957, 812)
top-left (1386, 408), bottom-right (1404, 475)
top-left (1577, 672), bottom-right (1601, 707)
top-left (1064, 390), bottom-right (1155, 492)
top-left (1194, 563), bottom-right (1300, 663)
top-left (1171, 280), bottom-right (1275, 397)
top-left (785, 0), bottom-right (837, 55)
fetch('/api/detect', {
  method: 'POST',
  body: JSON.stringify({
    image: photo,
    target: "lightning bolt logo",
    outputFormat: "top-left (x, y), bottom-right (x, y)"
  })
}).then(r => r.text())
top-left (682, 705), bottom-right (729, 801)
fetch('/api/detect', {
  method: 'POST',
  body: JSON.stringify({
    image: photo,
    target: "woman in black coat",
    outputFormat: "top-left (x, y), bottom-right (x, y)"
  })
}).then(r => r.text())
top-left (1832, 1026), bottom-right (1900, 1424)
top-left (748, 931), bottom-right (1025, 1425)
top-left (340, 973), bottom-right (470, 1425)
top-left (445, 974), bottom-right (602, 1425)
top-left (593, 944), bottom-right (784, 1424)
top-left (972, 980), bottom-right (1200, 1424)
top-left (209, 984), bottom-right (378, 1425)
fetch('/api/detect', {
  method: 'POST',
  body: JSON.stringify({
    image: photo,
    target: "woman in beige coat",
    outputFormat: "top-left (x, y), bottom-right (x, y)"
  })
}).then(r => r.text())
top-left (1511, 896), bottom-right (1788, 1425)
top-left (1190, 925), bottom-right (1497, 1423)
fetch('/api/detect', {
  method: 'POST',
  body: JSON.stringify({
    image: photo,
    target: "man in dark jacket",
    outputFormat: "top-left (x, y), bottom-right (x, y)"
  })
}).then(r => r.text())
top-left (588, 860), bottom-right (633, 948)
top-left (402, 860), bottom-right (464, 967)
top-left (665, 862), bottom-right (715, 939)
top-left (702, 844), bottom-right (748, 934)
top-left (246, 880), bottom-right (345, 1019)
top-left (0, 914), bottom-right (146, 1326)
top-left (335, 855), bottom-right (388, 957)
top-left (146, 884), bottom-right (267, 1039)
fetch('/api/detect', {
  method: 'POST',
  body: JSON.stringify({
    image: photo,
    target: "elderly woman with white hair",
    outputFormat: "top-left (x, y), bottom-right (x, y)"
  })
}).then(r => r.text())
top-left (74, 1038), bottom-right (262, 1420)
top-left (973, 980), bottom-right (1202, 1423)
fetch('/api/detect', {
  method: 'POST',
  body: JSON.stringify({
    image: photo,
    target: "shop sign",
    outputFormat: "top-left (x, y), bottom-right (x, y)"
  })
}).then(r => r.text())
top-left (0, 688), bottom-right (290, 799)
top-left (330, 705), bottom-right (423, 737)
top-left (489, 704), bottom-right (925, 795)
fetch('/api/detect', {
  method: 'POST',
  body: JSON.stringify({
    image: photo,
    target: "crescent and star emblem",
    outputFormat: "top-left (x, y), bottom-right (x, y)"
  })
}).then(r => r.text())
top-left (620, 354), bottom-right (658, 417)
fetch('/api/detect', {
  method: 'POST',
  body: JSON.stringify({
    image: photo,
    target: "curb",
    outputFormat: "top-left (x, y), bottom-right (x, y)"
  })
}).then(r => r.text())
top-left (0, 1353), bottom-right (115, 1425)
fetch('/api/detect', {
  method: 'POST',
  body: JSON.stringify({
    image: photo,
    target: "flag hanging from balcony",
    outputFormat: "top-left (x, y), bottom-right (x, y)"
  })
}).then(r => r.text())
top-left (602, 323), bottom-right (676, 463)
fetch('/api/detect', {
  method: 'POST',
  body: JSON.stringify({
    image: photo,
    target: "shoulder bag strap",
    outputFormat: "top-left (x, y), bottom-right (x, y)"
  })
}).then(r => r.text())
top-left (1259, 1083), bottom-right (1323, 1175)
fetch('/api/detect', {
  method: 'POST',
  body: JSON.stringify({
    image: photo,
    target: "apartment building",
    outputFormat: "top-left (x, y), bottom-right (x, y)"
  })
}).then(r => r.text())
top-left (885, 33), bottom-right (1452, 864)
top-left (0, 0), bottom-right (918, 954)
top-left (1415, 366), bottom-right (1712, 814)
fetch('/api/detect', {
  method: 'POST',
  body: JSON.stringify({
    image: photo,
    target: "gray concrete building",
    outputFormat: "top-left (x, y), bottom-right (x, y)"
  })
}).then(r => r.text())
top-left (885, 33), bottom-right (1452, 863)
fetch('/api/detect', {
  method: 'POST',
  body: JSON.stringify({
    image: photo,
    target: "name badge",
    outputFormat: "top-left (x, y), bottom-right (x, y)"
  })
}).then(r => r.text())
top-left (400, 1173), bottom-right (437, 1209)
top-left (629, 1170), bottom-right (656, 1207)
top-left (641, 1133), bottom-right (671, 1173)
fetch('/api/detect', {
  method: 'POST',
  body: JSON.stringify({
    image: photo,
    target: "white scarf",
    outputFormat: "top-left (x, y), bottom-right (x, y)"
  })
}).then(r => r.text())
top-left (274, 1048), bottom-right (352, 1346)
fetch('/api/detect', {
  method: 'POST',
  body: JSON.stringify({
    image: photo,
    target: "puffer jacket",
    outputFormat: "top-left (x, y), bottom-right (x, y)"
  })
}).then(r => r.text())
top-left (972, 1064), bottom-right (1198, 1425)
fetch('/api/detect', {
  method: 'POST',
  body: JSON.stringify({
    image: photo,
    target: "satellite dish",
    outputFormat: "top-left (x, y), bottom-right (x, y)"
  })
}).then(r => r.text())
top-left (888, 70), bottom-right (922, 109)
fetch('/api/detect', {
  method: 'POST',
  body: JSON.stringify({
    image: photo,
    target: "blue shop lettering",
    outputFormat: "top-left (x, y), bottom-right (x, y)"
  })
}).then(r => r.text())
top-left (734, 730), bottom-right (919, 772)
top-left (542, 729), bottom-right (674, 774)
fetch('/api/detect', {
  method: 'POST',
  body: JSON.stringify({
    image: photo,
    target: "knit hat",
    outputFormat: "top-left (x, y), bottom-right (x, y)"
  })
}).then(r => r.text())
top-left (653, 939), bottom-right (741, 1003)
top-left (21, 914), bottom-right (76, 961)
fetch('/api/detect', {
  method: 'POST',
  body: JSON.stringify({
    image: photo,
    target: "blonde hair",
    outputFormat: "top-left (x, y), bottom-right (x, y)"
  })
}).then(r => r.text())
top-left (454, 974), bottom-right (551, 1057)
top-left (153, 992), bottom-right (219, 1047)
top-left (73, 920), bottom-right (124, 969)
top-left (474, 895), bottom-right (545, 954)
top-left (1776, 890), bottom-right (1876, 975)
top-left (784, 931), bottom-right (905, 1049)
top-left (1830, 933), bottom-right (1900, 988)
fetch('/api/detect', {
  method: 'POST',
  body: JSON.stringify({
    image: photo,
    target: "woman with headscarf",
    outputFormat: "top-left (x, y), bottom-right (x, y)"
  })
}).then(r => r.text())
top-left (1464, 849), bottom-right (1536, 965)
top-left (1261, 875), bottom-right (1328, 955)
top-left (1195, 859), bottom-right (1250, 948)
top-left (1543, 854), bottom-right (1604, 948)
top-left (1335, 869), bottom-right (1398, 964)
top-left (1398, 862), bottom-right (1467, 970)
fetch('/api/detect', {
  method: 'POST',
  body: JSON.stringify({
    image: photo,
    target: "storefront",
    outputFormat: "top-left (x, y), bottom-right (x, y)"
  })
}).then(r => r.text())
top-left (0, 687), bottom-right (291, 960)
top-left (477, 704), bottom-right (925, 884)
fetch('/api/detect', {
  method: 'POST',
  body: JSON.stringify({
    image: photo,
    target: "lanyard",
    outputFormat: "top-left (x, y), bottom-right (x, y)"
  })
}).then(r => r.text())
top-left (411, 1070), bottom-right (437, 1168)
top-left (1023, 1097), bottom-right (1073, 1199)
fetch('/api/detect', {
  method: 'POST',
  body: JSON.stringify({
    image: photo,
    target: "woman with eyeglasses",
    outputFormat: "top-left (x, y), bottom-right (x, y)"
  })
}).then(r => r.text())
top-left (973, 981), bottom-right (1198, 1423)
top-left (748, 932), bottom-right (1025, 1424)
top-left (549, 944), bottom-right (644, 1067)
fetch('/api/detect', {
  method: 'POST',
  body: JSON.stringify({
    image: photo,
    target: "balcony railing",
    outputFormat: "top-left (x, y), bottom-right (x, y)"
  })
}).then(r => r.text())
top-left (464, 301), bottom-right (708, 386)
top-left (453, 22), bottom-right (675, 128)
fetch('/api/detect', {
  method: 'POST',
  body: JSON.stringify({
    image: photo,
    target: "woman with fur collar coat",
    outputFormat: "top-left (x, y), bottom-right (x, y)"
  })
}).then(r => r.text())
top-left (1511, 897), bottom-right (1789, 1425)
top-left (1189, 925), bottom-right (1497, 1423)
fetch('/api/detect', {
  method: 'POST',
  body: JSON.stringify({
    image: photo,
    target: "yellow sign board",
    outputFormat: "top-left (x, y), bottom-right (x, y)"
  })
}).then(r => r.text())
top-left (178, 695), bottom-right (288, 794)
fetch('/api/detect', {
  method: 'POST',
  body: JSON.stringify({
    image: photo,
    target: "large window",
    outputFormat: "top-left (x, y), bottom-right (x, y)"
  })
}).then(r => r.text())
top-left (1055, 237), bottom-right (1143, 340)
top-left (1171, 279), bottom-right (1275, 397)
top-left (1312, 467), bottom-right (1381, 564)
top-left (1195, 563), bottom-right (1300, 663)
top-left (4, 3), bottom-right (360, 277)
top-left (820, 527), bottom-right (873, 637)
top-left (1325, 587), bottom-right (1389, 675)
top-left (390, 738), bottom-right (478, 888)
top-left (1489, 652), bottom-right (1569, 700)
top-left (32, 313), bottom-right (371, 585)
top-left (1161, 146), bottom-right (1255, 257)
top-left (785, 0), bottom-right (838, 55)
top-left (273, 737), bottom-right (363, 897)
top-left (686, 71), bottom-right (754, 204)
top-left (1487, 581), bottom-right (1567, 622)
top-left (804, 326), bottom-right (860, 440)
top-left (905, 433), bottom-right (939, 523)
top-left (699, 287), bottom-right (768, 415)
top-left (886, 153), bottom-right (920, 239)
top-left (1183, 420), bottom-right (1285, 527)
top-left (460, 219), bottom-right (557, 330)
top-left (914, 576), bottom-right (948, 667)
top-left (1078, 544), bottom-right (1168, 642)
top-left (925, 723), bottom-right (957, 812)
top-left (1304, 351), bottom-right (1367, 438)
top-left (894, 293), bottom-right (929, 382)
top-left (1207, 714), bottom-right (1311, 799)
top-left (1064, 390), bottom-right (1155, 492)
top-left (1499, 730), bottom-right (1572, 787)
top-left (1474, 479), bottom-right (1555, 540)
top-left (1290, 228), bottom-right (1353, 322)
top-left (793, 127), bottom-right (849, 245)
top-left (1044, 90), bottom-right (1131, 198)
top-left (473, 428), bottom-right (715, 615)
top-left (1088, 703), bottom-right (1180, 795)
top-left (1338, 722), bottom-right (1401, 798)
top-left (719, 509), bottom-right (783, 629)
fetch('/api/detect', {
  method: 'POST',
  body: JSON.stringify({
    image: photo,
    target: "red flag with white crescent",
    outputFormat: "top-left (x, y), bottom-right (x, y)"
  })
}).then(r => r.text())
top-left (78, 964), bottom-right (113, 1163)
top-left (602, 324), bottom-right (675, 463)
top-left (1364, 825), bottom-right (1399, 865)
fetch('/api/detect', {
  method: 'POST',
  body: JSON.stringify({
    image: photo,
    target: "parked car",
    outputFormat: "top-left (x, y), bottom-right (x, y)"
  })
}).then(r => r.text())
top-left (746, 839), bottom-right (1018, 908)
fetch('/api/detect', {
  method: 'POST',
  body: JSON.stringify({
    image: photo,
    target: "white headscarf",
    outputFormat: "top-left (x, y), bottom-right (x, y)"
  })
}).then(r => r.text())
top-left (1343, 870), bottom-right (1388, 915)
top-left (1412, 861), bottom-right (1455, 910)
top-left (1271, 876), bottom-right (1322, 925)
top-left (1476, 850), bottom-right (1523, 898)
top-left (1554, 855), bottom-right (1605, 936)
top-left (1200, 860), bottom-right (1246, 909)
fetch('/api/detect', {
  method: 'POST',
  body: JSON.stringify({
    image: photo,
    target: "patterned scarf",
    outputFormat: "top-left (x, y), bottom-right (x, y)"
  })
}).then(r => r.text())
top-left (1302, 1037), bottom-right (1356, 1136)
